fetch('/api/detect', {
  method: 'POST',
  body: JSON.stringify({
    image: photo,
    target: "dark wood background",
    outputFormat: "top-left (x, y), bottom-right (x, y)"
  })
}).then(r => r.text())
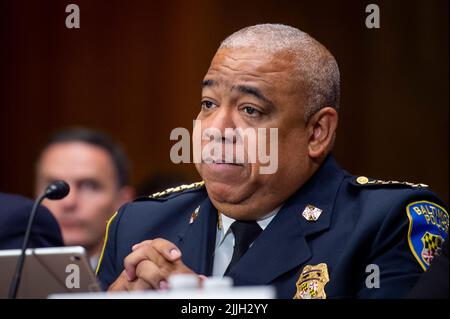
top-left (0, 0), bottom-right (448, 203)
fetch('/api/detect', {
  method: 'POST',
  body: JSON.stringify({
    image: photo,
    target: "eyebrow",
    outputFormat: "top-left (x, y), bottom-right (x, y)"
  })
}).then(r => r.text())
top-left (202, 79), bottom-right (274, 108)
top-left (236, 85), bottom-right (274, 108)
top-left (202, 79), bottom-right (217, 88)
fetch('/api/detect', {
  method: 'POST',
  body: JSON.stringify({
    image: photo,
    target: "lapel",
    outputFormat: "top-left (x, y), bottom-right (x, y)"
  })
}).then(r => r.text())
top-left (176, 197), bottom-right (218, 276)
top-left (229, 155), bottom-right (345, 285)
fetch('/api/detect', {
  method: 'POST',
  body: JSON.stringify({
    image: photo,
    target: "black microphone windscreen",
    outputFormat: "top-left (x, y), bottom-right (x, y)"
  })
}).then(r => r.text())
top-left (45, 180), bottom-right (70, 200)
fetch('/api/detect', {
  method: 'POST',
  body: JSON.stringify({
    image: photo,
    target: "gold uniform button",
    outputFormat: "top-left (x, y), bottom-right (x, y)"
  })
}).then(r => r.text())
top-left (356, 176), bottom-right (369, 185)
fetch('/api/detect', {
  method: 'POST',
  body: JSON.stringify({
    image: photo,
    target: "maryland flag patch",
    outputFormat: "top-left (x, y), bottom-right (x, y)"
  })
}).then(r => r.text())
top-left (406, 201), bottom-right (449, 271)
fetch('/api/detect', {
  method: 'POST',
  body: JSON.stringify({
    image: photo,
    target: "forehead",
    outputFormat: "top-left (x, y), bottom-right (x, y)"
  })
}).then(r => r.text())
top-left (38, 142), bottom-right (115, 179)
top-left (205, 48), bottom-right (296, 87)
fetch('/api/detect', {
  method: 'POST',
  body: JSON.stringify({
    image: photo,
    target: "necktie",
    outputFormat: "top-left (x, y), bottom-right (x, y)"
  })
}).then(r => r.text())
top-left (224, 220), bottom-right (262, 275)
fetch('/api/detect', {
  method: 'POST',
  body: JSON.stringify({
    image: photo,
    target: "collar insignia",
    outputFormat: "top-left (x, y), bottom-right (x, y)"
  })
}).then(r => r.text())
top-left (301, 204), bottom-right (323, 221)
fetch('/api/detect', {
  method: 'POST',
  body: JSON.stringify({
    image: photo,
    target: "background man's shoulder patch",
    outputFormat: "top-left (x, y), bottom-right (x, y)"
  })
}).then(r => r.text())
top-left (406, 200), bottom-right (449, 271)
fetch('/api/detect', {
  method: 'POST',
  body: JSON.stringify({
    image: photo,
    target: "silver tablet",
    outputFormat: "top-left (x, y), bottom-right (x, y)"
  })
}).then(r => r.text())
top-left (0, 246), bottom-right (101, 298)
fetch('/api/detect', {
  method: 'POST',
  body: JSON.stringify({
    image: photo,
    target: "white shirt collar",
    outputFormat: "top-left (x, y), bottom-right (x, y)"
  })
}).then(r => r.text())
top-left (90, 254), bottom-right (100, 270)
top-left (218, 205), bottom-right (282, 244)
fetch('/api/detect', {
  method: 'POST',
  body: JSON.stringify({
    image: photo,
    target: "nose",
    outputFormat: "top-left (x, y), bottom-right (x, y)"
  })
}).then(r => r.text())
top-left (207, 106), bottom-right (236, 142)
top-left (59, 184), bottom-right (78, 212)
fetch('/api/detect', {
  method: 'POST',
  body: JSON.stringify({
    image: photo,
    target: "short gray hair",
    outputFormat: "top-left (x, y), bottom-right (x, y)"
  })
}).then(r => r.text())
top-left (219, 24), bottom-right (340, 121)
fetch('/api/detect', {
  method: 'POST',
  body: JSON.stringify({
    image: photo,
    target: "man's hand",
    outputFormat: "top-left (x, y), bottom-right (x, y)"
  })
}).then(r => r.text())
top-left (108, 238), bottom-right (199, 291)
top-left (108, 270), bottom-right (151, 291)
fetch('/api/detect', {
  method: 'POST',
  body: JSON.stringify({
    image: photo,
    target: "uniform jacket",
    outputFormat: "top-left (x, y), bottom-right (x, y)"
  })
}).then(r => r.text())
top-left (97, 155), bottom-right (448, 298)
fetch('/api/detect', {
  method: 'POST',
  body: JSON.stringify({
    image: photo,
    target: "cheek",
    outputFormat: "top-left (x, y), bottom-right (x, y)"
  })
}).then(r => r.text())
top-left (250, 126), bottom-right (307, 169)
top-left (42, 201), bottom-right (63, 218)
top-left (80, 193), bottom-right (116, 220)
top-left (276, 130), bottom-right (309, 171)
top-left (195, 162), bottom-right (202, 174)
top-left (280, 125), bottom-right (309, 151)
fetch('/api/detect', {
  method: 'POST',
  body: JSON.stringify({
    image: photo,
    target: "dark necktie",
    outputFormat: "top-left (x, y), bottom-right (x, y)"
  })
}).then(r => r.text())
top-left (224, 220), bottom-right (262, 275)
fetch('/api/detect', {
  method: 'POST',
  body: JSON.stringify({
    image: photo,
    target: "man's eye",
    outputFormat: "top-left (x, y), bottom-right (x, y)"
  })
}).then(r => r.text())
top-left (243, 106), bottom-right (261, 116)
top-left (79, 180), bottom-right (100, 191)
top-left (201, 100), bottom-right (216, 110)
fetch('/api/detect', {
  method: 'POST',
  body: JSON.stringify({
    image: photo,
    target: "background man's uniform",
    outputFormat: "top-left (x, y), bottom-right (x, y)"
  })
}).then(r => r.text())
top-left (0, 192), bottom-right (64, 250)
top-left (96, 155), bottom-right (448, 298)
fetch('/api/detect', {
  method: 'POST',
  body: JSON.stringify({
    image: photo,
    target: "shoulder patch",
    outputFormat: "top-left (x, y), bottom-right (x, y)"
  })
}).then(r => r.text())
top-left (353, 176), bottom-right (428, 188)
top-left (406, 200), bottom-right (449, 271)
top-left (147, 181), bottom-right (205, 199)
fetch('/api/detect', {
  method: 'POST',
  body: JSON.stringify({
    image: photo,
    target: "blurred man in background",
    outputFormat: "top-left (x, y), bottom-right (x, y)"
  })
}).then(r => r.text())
top-left (35, 128), bottom-right (135, 269)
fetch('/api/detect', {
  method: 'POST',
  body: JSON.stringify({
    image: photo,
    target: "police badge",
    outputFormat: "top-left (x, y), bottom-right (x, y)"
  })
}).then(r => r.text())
top-left (293, 263), bottom-right (330, 299)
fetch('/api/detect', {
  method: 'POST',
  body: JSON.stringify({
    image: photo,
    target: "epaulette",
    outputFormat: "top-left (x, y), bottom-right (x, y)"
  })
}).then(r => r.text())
top-left (352, 176), bottom-right (429, 188)
top-left (147, 181), bottom-right (205, 199)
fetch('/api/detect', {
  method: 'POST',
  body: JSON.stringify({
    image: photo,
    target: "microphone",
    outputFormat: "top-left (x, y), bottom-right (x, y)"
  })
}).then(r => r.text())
top-left (8, 180), bottom-right (70, 299)
top-left (44, 180), bottom-right (70, 200)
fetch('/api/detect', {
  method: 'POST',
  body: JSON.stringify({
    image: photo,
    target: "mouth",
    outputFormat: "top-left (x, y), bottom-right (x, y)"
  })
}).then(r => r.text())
top-left (60, 220), bottom-right (84, 228)
top-left (211, 160), bottom-right (243, 166)
top-left (202, 157), bottom-right (245, 166)
top-left (202, 160), bottom-right (246, 179)
top-left (208, 163), bottom-right (243, 170)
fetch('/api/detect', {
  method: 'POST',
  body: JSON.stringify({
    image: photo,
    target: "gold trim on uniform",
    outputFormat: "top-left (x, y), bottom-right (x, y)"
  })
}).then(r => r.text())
top-left (356, 176), bottom-right (369, 185)
top-left (356, 176), bottom-right (428, 188)
top-left (148, 181), bottom-right (205, 199)
top-left (95, 211), bottom-right (118, 275)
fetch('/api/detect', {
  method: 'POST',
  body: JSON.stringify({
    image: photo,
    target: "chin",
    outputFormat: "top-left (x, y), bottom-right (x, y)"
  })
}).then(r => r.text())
top-left (62, 233), bottom-right (85, 247)
top-left (204, 179), bottom-right (251, 205)
top-left (198, 162), bottom-right (256, 204)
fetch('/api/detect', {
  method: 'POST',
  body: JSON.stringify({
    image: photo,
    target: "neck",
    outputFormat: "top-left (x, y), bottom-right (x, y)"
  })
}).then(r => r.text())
top-left (86, 241), bottom-right (103, 260)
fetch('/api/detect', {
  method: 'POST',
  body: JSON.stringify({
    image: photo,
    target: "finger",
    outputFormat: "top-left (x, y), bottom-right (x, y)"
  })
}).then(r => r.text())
top-left (108, 274), bottom-right (152, 292)
top-left (125, 245), bottom-right (175, 281)
top-left (132, 240), bottom-right (153, 251)
top-left (124, 247), bottom-right (151, 281)
top-left (198, 275), bottom-right (207, 288)
top-left (135, 260), bottom-right (168, 290)
top-left (151, 238), bottom-right (182, 261)
top-left (129, 278), bottom-right (152, 291)
top-left (107, 271), bottom-right (130, 292)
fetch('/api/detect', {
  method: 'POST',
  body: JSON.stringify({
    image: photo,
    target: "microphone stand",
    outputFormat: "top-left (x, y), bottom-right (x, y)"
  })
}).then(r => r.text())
top-left (8, 192), bottom-right (47, 299)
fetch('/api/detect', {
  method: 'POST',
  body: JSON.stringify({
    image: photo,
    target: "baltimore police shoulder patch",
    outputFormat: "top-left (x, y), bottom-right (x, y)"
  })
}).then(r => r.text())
top-left (406, 200), bottom-right (449, 271)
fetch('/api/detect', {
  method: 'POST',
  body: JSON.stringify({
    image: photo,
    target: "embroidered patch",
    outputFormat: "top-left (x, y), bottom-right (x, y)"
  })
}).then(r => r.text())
top-left (406, 201), bottom-right (449, 271)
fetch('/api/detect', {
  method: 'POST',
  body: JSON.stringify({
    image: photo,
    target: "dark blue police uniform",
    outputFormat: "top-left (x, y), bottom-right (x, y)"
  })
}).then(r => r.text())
top-left (0, 192), bottom-right (64, 250)
top-left (96, 155), bottom-right (448, 298)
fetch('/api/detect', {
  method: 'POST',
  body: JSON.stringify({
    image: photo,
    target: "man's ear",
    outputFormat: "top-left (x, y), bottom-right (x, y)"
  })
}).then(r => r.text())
top-left (307, 107), bottom-right (338, 159)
